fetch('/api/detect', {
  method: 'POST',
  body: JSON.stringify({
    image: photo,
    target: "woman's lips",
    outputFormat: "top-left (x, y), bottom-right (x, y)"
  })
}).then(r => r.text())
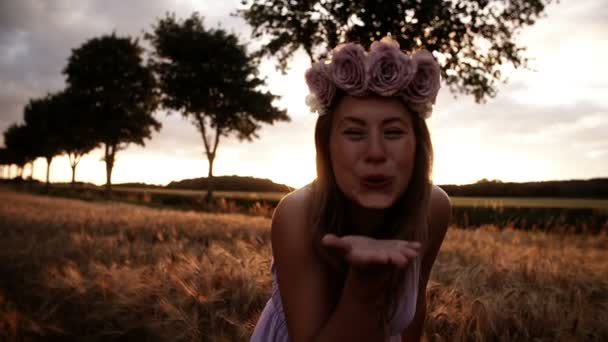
top-left (360, 176), bottom-right (393, 189)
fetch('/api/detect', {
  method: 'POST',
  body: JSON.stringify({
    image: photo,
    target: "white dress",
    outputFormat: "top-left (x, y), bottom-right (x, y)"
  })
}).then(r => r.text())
top-left (250, 257), bottom-right (421, 341)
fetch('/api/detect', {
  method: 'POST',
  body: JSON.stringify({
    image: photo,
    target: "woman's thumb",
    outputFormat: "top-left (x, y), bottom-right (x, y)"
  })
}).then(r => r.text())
top-left (321, 234), bottom-right (351, 254)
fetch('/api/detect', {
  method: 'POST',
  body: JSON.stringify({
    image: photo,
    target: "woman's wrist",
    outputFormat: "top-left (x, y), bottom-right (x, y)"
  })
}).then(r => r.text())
top-left (343, 265), bottom-right (393, 306)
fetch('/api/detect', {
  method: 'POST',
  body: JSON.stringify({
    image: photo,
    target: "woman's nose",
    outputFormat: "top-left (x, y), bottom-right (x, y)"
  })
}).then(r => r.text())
top-left (364, 132), bottom-right (387, 163)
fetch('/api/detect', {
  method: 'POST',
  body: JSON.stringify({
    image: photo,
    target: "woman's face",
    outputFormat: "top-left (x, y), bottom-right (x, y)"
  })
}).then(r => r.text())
top-left (329, 95), bottom-right (416, 209)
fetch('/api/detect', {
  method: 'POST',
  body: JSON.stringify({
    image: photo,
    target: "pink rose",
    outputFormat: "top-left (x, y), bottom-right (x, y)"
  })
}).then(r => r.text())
top-left (329, 43), bottom-right (368, 96)
top-left (305, 61), bottom-right (335, 108)
top-left (402, 50), bottom-right (441, 104)
top-left (368, 41), bottom-right (417, 96)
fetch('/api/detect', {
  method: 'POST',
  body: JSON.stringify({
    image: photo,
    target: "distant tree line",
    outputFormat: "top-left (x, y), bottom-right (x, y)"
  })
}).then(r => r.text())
top-left (166, 175), bottom-right (293, 192)
top-left (0, 13), bottom-right (288, 198)
top-left (124, 177), bottom-right (608, 198)
top-left (1, 36), bottom-right (159, 196)
top-left (441, 178), bottom-right (608, 199)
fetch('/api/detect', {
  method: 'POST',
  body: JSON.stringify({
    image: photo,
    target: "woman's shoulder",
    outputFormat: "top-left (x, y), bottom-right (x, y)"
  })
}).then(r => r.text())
top-left (271, 183), bottom-right (314, 241)
top-left (274, 183), bottom-right (314, 218)
top-left (427, 184), bottom-right (451, 242)
top-left (430, 184), bottom-right (451, 214)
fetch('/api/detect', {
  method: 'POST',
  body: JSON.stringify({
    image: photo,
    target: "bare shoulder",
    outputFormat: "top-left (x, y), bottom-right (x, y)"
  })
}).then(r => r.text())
top-left (429, 184), bottom-right (451, 231)
top-left (271, 184), bottom-right (314, 266)
top-left (271, 184), bottom-right (315, 258)
top-left (421, 184), bottom-right (451, 268)
top-left (272, 183), bottom-right (313, 227)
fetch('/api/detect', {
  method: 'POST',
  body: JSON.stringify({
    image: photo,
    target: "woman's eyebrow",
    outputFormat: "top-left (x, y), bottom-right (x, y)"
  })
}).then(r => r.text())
top-left (339, 115), bottom-right (407, 127)
top-left (382, 117), bottom-right (406, 125)
top-left (340, 116), bottom-right (366, 126)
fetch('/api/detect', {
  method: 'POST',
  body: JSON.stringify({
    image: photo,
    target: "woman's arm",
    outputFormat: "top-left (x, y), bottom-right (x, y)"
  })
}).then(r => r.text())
top-left (401, 185), bottom-right (451, 341)
top-left (272, 189), bottom-right (419, 342)
top-left (271, 190), bottom-right (335, 342)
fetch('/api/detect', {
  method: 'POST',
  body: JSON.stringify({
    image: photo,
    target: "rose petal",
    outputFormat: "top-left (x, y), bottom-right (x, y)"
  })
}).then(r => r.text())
top-left (368, 42), bottom-right (417, 96)
top-left (330, 43), bottom-right (368, 96)
top-left (402, 50), bottom-right (440, 104)
top-left (305, 62), bottom-right (335, 108)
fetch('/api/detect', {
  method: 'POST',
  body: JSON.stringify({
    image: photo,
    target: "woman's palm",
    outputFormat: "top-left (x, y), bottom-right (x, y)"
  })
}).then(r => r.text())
top-left (321, 234), bottom-right (420, 269)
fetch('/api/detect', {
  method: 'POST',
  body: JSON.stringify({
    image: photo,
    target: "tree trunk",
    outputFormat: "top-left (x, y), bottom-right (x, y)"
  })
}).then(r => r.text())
top-left (45, 156), bottom-right (53, 187)
top-left (196, 115), bottom-right (222, 203)
top-left (30, 161), bottom-right (35, 180)
top-left (71, 164), bottom-right (77, 187)
top-left (104, 143), bottom-right (115, 199)
top-left (105, 161), bottom-right (113, 198)
top-left (206, 155), bottom-right (215, 201)
top-left (69, 152), bottom-right (81, 187)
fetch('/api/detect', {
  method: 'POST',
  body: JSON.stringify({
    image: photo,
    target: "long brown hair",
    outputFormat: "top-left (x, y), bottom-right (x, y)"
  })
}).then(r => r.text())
top-left (308, 92), bottom-right (434, 326)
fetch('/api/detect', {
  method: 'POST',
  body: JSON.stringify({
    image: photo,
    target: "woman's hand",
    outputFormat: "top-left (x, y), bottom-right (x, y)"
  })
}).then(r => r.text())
top-left (321, 234), bottom-right (421, 310)
top-left (321, 234), bottom-right (421, 270)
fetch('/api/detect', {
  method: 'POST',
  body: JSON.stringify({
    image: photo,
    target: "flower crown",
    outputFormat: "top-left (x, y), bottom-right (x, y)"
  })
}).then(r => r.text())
top-left (304, 35), bottom-right (441, 119)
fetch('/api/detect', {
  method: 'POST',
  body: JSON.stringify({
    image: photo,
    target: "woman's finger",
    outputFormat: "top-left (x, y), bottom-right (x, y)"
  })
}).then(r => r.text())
top-left (392, 241), bottom-right (419, 258)
top-left (345, 248), bottom-right (415, 269)
top-left (388, 251), bottom-right (409, 268)
top-left (407, 241), bottom-right (422, 250)
top-left (389, 240), bottom-right (420, 251)
top-left (321, 234), bottom-right (352, 255)
top-left (399, 246), bottom-right (419, 259)
top-left (347, 248), bottom-right (391, 267)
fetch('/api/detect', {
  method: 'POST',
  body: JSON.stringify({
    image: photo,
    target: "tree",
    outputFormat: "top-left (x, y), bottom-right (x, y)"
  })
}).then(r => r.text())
top-left (3, 124), bottom-right (35, 179)
top-left (0, 148), bottom-right (10, 179)
top-left (63, 33), bottom-right (160, 196)
top-left (23, 94), bottom-right (65, 186)
top-left (55, 90), bottom-right (99, 186)
top-left (146, 13), bottom-right (289, 199)
top-left (237, 0), bottom-right (555, 102)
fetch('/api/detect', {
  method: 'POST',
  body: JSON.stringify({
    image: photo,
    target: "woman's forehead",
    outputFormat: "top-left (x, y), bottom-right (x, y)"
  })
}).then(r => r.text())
top-left (334, 96), bottom-right (412, 125)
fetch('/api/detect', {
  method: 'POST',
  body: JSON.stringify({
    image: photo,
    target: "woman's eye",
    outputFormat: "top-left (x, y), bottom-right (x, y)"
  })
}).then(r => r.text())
top-left (385, 129), bottom-right (404, 138)
top-left (343, 130), bottom-right (364, 139)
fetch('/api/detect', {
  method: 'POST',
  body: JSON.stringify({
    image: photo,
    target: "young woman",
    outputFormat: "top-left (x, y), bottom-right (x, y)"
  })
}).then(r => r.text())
top-left (251, 36), bottom-right (451, 342)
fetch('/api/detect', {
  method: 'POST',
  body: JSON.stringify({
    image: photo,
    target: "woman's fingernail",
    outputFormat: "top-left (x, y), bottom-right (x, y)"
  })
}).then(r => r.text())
top-left (322, 235), bottom-right (334, 243)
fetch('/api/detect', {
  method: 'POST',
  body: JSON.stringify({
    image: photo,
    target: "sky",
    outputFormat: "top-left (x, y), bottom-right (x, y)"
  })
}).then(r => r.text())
top-left (0, 0), bottom-right (607, 189)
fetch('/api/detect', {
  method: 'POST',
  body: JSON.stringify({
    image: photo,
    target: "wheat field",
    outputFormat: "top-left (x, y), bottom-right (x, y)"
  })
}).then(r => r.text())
top-left (0, 188), bottom-right (606, 341)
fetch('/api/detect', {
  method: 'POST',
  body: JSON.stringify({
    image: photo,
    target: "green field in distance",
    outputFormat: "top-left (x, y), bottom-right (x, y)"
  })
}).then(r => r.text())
top-left (449, 197), bottom-right (608, 209)
top-left (113, 187), bottom-right (608, 209)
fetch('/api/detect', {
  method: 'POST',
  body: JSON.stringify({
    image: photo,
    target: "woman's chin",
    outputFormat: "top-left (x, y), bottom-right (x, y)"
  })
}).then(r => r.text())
top-left (354, 193), bottom-right (396, 209)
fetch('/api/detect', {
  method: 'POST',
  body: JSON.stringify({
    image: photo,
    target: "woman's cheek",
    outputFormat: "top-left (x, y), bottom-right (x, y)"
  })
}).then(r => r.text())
top-left (339, 141), bottom-right (361, 163)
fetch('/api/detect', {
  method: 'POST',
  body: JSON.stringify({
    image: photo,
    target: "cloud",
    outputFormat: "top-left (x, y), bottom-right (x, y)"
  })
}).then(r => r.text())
top-left (428, 0), bottom-right (608, 183)
top-left (0, 0), bottom-right (249, 145)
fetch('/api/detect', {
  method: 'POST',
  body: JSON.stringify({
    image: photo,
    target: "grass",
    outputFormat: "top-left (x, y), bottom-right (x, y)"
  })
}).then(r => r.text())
top-left (49, 183), bottom-right (288, 202)
top-left (0, 188), bottom-right (606, 341)
top-left (113, 186), bottom-right (287, 202)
